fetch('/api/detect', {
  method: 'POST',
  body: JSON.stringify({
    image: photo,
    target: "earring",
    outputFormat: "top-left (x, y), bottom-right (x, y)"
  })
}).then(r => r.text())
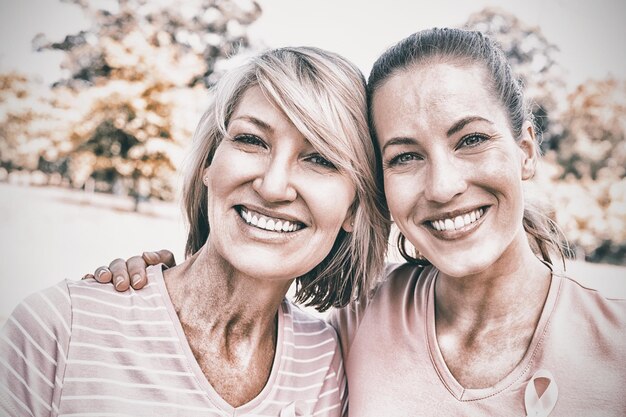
top-left (398, 233), bottom-right (430, 266)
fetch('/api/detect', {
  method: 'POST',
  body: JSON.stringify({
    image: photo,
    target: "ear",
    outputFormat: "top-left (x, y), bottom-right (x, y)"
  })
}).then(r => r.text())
top-left (519, 121), bottom-right (538, 181)
top-left (341, 209), bottom-right (355, 233)
top-left (202, 167), bottom-right (210, 186)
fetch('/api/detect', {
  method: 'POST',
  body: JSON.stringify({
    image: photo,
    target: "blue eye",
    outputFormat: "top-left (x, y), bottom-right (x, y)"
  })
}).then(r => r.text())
top-left (307, 153), bottom-right (336, 169)
top-left (387, 152), bottom-right (422, 167)
top-left (459, 133), bottom-right (489, 148)
top-left (234, 134), bottom-right (266, 147)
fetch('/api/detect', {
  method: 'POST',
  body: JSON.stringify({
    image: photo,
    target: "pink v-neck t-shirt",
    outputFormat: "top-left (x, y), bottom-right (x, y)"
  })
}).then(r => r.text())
top-left (330, 263), bottom-right (625, 416)
top-left (1, 265), bottom-right (347, 416)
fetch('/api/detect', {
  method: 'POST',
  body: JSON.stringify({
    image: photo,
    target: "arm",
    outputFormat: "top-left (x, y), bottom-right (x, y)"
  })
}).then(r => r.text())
top-left (83, 249), bottom-right (176, 292)
top-left (0, 281), bottom-right (72, 416)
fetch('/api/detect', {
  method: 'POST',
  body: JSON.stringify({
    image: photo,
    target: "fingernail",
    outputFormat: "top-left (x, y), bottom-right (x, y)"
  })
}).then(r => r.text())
top-left (131, 274), bottom-right (142, 287)
top-left (143, 252), bottom-right (158, 263)
top-left (114, 276), bottom-right (124, 288)
top-left (97, 269), bottom-right (107, 279)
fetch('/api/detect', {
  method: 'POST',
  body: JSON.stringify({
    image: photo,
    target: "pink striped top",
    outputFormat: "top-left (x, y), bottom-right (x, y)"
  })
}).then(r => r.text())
top-left (0, 265), bottom-right (346, 417)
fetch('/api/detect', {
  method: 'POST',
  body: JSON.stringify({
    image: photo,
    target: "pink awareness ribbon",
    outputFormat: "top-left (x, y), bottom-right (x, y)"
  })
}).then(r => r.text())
top-left (524, 369), bottom-right (558, 417)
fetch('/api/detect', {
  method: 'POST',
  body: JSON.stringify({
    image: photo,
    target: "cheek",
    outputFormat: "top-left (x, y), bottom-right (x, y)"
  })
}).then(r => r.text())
top-left (477, 148), bottom-right (524, 193)
top-left (383, 172), bottom-right (416, 217)
top-left (207, 147), bottom-right (258, 195)
top-left (305, 177), bottom-right (355, 228)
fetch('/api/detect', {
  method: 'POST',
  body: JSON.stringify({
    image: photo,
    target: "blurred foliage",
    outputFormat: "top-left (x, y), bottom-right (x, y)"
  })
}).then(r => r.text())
top-left (5, 0), bottom-right (261, 202)
top-left (0, 73), bottom-right (66, 174)
top-left (557, 79), bottom-right (626, 181)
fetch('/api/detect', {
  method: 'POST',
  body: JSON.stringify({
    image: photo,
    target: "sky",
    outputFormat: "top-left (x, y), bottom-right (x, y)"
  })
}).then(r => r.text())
top-left (0, 0), bottom-right (624, 89)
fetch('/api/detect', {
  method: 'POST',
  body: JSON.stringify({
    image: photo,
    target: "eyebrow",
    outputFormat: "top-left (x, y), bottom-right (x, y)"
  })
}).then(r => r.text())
top-left (230, 115), bottom-right (273, 134)
top-left (381, 116), bottom-right (496, 153)
top-left (381, 137), bottom-right (418, 154)
top-left (446, 116), bottom-right (493, 137)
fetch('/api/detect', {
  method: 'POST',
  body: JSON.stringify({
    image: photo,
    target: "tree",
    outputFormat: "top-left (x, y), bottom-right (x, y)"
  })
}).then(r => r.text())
top-left (32, 0), bottom-right (261, 203)
top-left (0, 73), bottom-right (64, 175)
top-left (464, 7), bottom-right (566, 151)
top-left (557, 78), bottom-right (626, 181)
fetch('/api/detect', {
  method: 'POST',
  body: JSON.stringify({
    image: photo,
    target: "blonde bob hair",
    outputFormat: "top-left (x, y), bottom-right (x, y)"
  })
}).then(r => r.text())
top-left (182, 47), bottom-right (390, 311)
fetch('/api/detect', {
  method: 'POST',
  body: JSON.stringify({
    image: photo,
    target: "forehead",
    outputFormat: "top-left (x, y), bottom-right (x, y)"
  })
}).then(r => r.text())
top-left (231, 86), bottom-right (286, 123)
top-left (372, 62), bottom-right (505, 141)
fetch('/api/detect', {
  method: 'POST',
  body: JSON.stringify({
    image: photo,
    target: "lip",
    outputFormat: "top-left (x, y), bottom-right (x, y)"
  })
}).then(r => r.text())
top-left (236, 204), bottom-right (308, 226)
top-left (423, 205), bottom-right (488, 223)
top-left (234, 206), bottom-right (307, 240)
top-left (423, 206), bottom-right (489, 240)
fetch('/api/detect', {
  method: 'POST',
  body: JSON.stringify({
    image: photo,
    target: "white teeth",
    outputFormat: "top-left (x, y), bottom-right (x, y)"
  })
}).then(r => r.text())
top-left (239, 207), bottom-right (302, 233)
top-left (431, 208), bottom-right (484, 232)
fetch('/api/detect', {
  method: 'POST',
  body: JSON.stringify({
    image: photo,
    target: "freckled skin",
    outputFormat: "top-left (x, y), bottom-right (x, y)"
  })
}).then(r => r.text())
top-left (162, 86), bottom-right (356, 406)
top-left (205, 86), bottom-right (355, 282)
top-left (373, 62), bottom-right (551, 388)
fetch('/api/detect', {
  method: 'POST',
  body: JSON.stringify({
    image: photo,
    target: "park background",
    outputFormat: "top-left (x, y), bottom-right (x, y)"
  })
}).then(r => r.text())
top-left (0, 0), bottom-right (625, 321)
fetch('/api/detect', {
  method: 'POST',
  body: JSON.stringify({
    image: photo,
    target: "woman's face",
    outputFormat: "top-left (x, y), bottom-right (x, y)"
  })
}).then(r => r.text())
top-left (203, 86), bottom-right (355, 281)
top-left (373, 62), bottom-right (536, 277)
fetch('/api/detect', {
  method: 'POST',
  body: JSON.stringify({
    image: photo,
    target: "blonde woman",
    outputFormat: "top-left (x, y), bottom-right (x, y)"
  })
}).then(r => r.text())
top-left (0, 47), bottom-right (389, 416)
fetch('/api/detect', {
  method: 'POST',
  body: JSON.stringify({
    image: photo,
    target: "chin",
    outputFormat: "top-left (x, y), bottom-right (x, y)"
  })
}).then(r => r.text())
top-left (436, 263), bottom-right (489, 279)
top-left (427, 250), bottom-right (498, 279)
top-left (230, 256), bottom-right (312, 282)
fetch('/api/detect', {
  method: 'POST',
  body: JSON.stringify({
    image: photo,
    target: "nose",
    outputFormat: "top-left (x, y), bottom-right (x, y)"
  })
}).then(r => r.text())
top-left (252, 155), bottom-right (297, 203)
top-left (423, 153), bottom-right (467, 203)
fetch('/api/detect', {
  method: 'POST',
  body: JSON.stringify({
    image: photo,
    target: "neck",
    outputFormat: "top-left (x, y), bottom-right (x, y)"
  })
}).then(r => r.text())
top-left (434, 231), bottom-right (552, 329)
top-left (164, 244), bottom-right (293, 347)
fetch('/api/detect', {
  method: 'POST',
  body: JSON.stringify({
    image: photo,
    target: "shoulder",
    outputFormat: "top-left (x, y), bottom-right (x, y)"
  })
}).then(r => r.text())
top-left (67, 265), bottom-right (165, 310)
top-left (285, 300), bottom-right (339, 343)
top-left (375, 262), bottom-right (430, 294)
top-left (328, 262), bottom-right (432, 357)
top-left (283, 300), bottom-right (341, 367)
top-left (4, 280), bottom-right (72, 341)
top-left (555, 273), bottom-right (626, 324)
top-left (331, 262), bottom-right (430, 324)
top-left (1, 281), bottom-right (73, 415)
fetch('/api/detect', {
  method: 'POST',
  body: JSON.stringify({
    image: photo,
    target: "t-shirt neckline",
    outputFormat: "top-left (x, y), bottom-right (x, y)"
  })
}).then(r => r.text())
top-left (424, 266), bottom-right (562, 401)
top-left (148, 264), bottom-right (288, 413)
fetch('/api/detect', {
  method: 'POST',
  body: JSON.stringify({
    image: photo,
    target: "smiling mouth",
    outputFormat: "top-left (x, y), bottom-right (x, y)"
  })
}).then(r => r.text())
top-left (428, 207), bottom-right (486, 232)
top-left (236, 206), bottom-right (305, 233)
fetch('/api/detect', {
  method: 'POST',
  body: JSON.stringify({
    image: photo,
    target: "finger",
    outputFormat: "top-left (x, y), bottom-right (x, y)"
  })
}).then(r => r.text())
top-left (127, 256), bottom-right (148, 289)
top-left (158, 249), bottom-right (176, 269)
top-left (109, 258), bottom-right (131, 292)
top-left (82, 273), bottom-right (95, 280)
top-left (142, 249), bottom-right (176, 268)
top-left (94, 266), bottom-right (112, 283)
